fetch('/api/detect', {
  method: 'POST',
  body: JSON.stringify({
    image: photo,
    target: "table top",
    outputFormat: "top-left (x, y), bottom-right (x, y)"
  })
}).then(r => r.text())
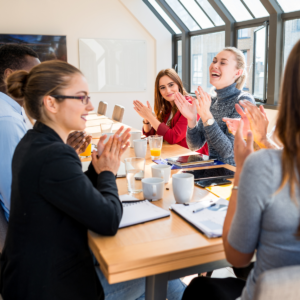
top-left (86, 115), bottom-right (235, 284)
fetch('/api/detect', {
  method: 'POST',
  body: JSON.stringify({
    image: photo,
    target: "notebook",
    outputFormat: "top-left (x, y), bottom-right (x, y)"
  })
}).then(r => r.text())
top-left (119, 200), bottom-right (170, 228)
top-left (81, 161), bottom-right (126, 178)
top-left (170, 198), bottom-right (229, 238)
top-left (166, 154), bottom-right (214, 167)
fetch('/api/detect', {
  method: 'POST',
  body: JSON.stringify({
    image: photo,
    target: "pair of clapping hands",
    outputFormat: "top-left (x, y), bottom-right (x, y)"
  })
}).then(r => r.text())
top-left (174, 87), bottom-right (213, 125)
top-left (223, 100), bottom-right (269, 148)
top-left (91, 126), bottom-right (131, 175)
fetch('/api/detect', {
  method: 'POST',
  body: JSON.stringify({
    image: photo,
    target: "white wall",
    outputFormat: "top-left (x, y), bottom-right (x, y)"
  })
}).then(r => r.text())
top-left (0, 0), bottom-right (172, 129)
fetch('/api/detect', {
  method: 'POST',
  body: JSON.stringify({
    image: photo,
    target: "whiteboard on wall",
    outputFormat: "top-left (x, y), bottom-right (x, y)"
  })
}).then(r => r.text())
top-left (79, 39), bottom-right (147, 93)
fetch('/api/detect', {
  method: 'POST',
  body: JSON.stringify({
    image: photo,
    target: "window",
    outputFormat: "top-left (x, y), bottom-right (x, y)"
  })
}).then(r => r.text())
top-left (192, 54), bottom-right (203, 85)
top-left (148, 0), bottom-right (181, 34)
top-left (237, 25), bottom-right (268, 98)
top-left (177, 40), bottom-right (182, 79)
top-left (283, 18), bottom-right (300, 67)
top-left (238, 28), bottom-right (251, 39)
top-left (180, 0), bottom-right (214, 29)
top-left (243, 0), bottom-right (269, 18)
top-left (253, 26), bottom-right (267, 101)
top-left (166, 0), bottom-right (200, 31)
top-left (221, 0), bottom-right (253, 22)
top-left (191, 32), bottom-right (225, 93)
top-left (195, 0), bottom-right (225, 26)
top-left (276, 0), bottom-right (300, 13)
top-left (292, 19), bottom-right (300, 32)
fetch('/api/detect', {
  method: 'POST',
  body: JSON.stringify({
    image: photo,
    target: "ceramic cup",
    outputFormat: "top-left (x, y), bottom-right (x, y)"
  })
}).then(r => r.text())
top-left (130, 131), bottom-right (142, 147)
top-left (142, 177), bottom-right (164, 201)
top-left (101, 132), bottom-right (114, 144)
top-left (151, 164), bottom-right (172, 184)
top-left (133, 139), bottom-right (147, 158)
top-left (172, 173), bottom-right (194, 204)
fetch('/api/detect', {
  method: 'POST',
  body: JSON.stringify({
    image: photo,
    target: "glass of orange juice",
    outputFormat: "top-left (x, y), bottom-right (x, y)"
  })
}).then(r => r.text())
top-left (149, 136), bottom-right (163, 160)
top-left (80, 143), bottom-right (92, 158)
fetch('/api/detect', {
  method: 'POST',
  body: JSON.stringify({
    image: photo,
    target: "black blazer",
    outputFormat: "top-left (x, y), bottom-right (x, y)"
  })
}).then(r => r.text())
top-left (0, 122), bottom-right (123, 300)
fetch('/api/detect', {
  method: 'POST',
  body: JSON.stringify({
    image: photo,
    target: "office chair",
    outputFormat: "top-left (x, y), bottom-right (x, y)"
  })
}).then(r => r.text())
top-left (111, 104), bottom-right (125, 122)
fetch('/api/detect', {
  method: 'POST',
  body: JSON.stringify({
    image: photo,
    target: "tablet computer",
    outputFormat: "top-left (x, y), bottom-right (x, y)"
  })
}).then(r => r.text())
top-left (183, 167), bottom-right (235, 181)
top-left (166, 154), bottom-right (213, 167)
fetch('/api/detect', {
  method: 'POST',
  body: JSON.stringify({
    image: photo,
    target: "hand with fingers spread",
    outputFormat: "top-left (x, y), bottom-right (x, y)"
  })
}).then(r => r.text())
top-left (174, 92), bottom-right (197, 126)
top-left (194, 86), bottom-right (213, 123)
top-left (223, 103), bottom-right (250, 137)
top-left (133, 100), bottom-right (153, 121)
top-left (239, 100), bottom-right (269, 147)
top-left (234, 119), bottom-right (254, 174)
top-left (92, 135), bottom-right (124, 175)
top-left (97, 126), bottom-right (131, 157)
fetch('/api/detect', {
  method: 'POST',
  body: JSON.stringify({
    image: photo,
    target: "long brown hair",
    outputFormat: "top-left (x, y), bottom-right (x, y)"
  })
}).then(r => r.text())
top-left (275, 39), bottom-right (300, 236)
top-left (154, 69), bottom-right (188, 126)
top-left (6, 60), bottom-right (82, 122)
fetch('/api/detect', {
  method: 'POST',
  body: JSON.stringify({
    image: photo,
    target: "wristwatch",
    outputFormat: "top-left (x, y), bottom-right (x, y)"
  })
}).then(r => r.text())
top-left (204, 118), bottom-right (215, 127)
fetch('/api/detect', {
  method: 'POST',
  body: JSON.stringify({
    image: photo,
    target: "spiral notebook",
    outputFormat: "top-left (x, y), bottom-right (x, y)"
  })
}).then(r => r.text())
top-left (119, 200), bottom-right (170, 228)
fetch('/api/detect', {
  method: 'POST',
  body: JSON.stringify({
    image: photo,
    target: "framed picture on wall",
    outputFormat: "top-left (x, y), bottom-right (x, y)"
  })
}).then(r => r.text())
top-left (0, 34), bottom-right (67, 62)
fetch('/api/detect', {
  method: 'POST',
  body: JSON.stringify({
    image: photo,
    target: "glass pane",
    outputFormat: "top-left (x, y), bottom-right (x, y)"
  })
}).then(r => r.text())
top-left (191, 32), bottom-right (225, 92)
top-left (196, 0), bottom-right (225, 26)
top-left (283, 19), bottom-right (300, 67)
top-left (221, 0), bottom-right (253, 22)
top-left (177, 40), bottom-right (182, 79)
top-left (148, 0), bottom-right (181, 34)
top-left (253, 27), bottom-right (266, 100)
top-left (276, 0), bottom-right (300, 13)
top-left (237, 26), bottom-right (268, 96)
top-left (166, 0), bottom-right (200, 31)
top-left (243, 0), bottom-right (269, 18)
top-left (180, 0), bottom-right (214, 29)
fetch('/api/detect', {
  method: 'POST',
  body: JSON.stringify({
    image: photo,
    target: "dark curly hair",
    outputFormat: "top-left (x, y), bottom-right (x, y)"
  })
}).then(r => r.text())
top-left (0, 44), bottom-right (38, 93)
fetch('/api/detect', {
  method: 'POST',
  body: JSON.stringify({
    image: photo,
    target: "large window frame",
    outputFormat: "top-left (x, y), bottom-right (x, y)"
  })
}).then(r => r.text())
top-left (145, 0), bottom-right (300, 109)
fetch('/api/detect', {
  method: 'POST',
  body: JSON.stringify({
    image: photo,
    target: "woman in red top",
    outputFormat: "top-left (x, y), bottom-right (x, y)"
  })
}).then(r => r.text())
top-left (133, 68), bottom-right (208, 155)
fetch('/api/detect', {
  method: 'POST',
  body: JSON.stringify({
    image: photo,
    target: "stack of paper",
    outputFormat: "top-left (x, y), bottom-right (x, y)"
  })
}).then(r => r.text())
top-left (171, 198), bottom-right (228, 238)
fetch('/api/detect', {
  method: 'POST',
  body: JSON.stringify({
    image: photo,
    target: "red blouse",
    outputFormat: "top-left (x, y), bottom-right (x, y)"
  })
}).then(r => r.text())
top-left (142, 109), bottom-right (209, 156)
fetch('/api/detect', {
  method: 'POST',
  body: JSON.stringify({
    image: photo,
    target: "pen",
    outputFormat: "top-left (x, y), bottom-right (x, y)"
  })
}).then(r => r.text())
top-left (193, 203), bottom-right (216, 213)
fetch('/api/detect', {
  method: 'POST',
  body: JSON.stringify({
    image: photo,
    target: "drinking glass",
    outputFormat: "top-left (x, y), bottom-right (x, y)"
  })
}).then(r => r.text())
top-left (124, 158), bottom-right (145, 193)
top-left (79, 143), bottom-right (92, 158)
top-left (100, 122), bottom-right (113, 133)
top-left (148, 136), bottom-right (163, 160)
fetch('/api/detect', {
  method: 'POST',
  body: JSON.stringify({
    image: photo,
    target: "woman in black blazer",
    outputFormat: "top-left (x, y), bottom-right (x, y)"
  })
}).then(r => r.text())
top-left (0, 61), bottom-right (130, 300)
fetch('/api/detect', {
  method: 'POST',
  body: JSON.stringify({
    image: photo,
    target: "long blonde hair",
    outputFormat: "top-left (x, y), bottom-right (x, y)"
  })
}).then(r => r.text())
top-left (154, 68), bottom-right (188, 126)
top-left (223, 47), bottom-right (247, 90)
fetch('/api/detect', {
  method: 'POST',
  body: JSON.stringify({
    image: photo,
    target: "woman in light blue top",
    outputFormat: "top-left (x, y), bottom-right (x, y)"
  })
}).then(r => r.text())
top-left (182, 39), bottom-right (300, 300)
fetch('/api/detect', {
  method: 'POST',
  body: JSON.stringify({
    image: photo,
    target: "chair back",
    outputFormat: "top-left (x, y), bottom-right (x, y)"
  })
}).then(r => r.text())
top-left (253, 265), bottom-right (300, 300)
top-left (111, 105), bottom-right (125, 122)
top-left (0, 208), bottom-right (8, 253)
top-left (97, 101), bottom-right (108, 115)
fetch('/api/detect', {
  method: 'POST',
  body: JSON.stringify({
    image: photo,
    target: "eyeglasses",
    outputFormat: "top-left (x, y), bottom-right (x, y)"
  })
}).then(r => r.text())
top-left (51, 95), bottom-right (90, 105)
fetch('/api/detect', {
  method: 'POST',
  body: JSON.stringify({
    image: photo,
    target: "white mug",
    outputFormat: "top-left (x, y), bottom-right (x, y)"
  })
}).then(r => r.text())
top-left (151, 164), bottom-right (172, 183)
top-left (101, 132), bottom-right (114, 144)
top-left (130, 131), bottom-right (142, 147)
top-left (133, 139), bottom-right (147, 158)
top-left (142, 177), bottom-right (164, 201)
top-left (172, 173), bottom-right (194, 204)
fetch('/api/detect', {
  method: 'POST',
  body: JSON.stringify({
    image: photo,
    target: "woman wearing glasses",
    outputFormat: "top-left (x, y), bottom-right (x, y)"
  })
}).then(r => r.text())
top-left (0, 61), bottom-right (185, 300)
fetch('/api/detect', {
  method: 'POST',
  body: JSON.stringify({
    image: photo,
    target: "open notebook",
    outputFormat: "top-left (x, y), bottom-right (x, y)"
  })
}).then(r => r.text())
top-left (170, 198), bottom-right (228, 238)
top-left (119, 200), bottom-right (170, 228)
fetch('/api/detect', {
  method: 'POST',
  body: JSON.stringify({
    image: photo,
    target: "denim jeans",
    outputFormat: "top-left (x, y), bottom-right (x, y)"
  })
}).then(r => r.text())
top-left (95, 266), bottom-right (186, 300)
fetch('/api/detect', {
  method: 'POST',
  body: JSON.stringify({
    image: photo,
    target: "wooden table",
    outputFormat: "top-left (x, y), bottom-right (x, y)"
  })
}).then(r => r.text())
top-left (85, 116), bottom-right (235, 299)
